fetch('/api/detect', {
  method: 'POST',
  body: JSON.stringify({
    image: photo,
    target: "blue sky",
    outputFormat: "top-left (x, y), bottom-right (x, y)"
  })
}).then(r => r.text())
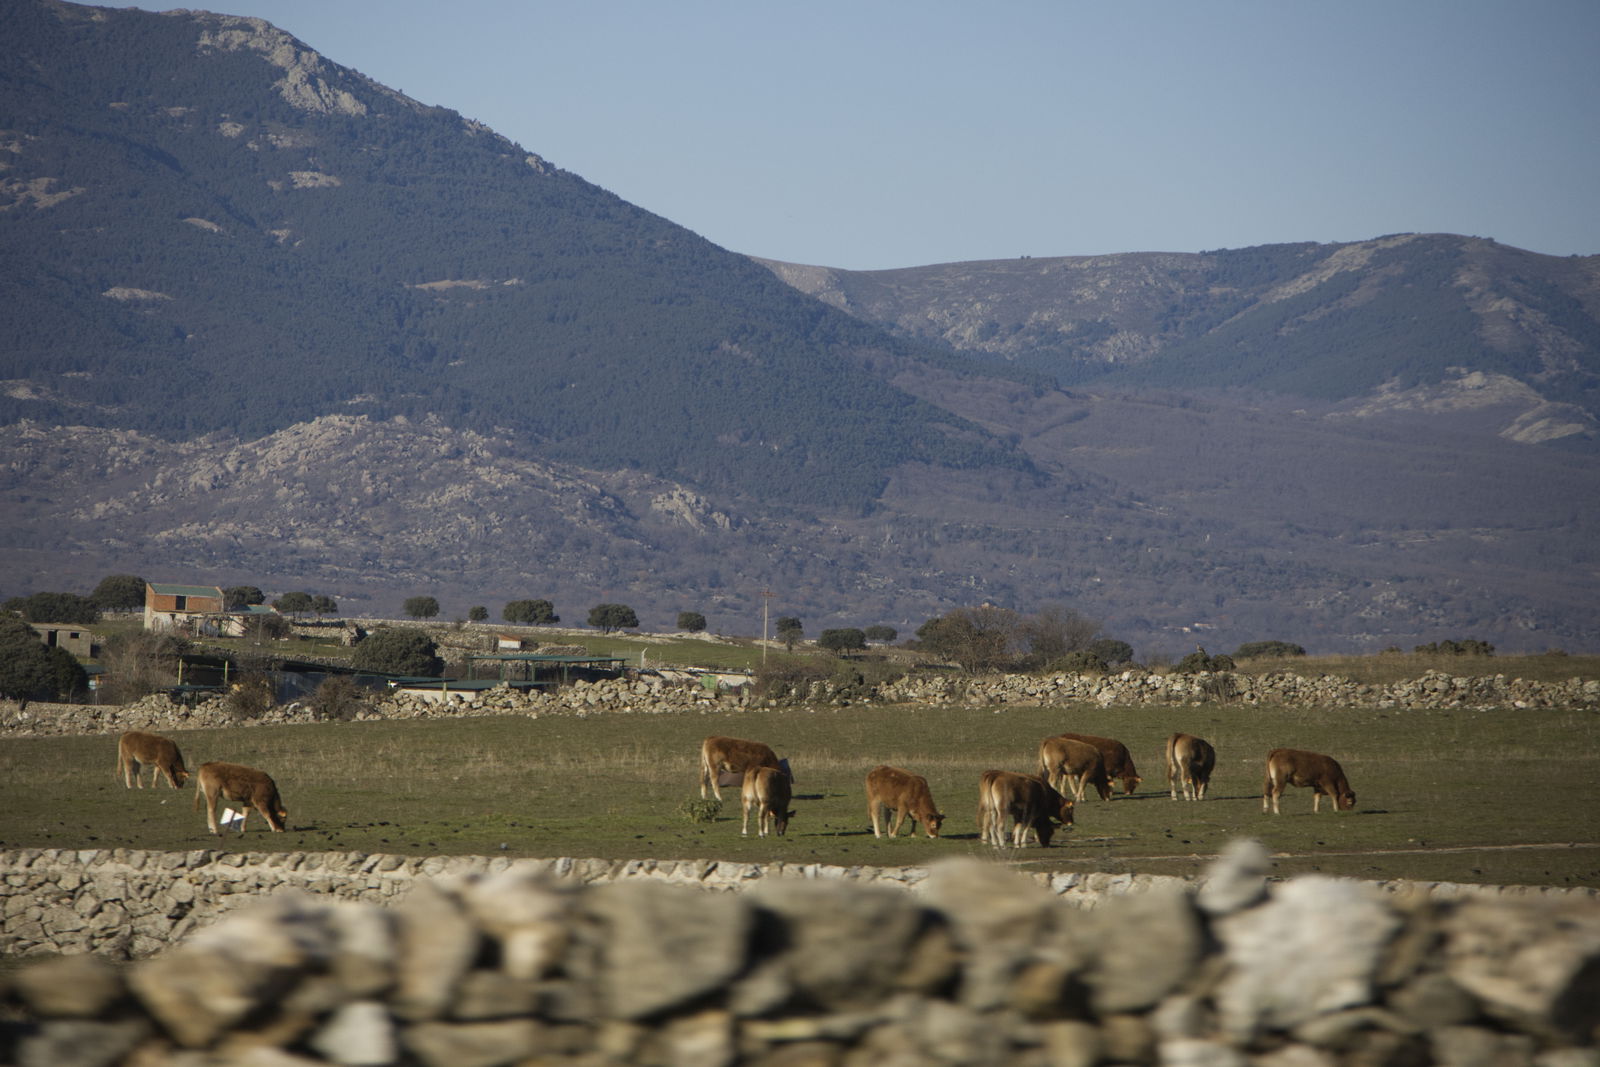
top-left (121, 0), bottom-right (1598, 270)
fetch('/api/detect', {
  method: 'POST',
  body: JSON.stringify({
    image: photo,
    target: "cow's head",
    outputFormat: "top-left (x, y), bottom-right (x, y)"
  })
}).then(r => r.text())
top-left (173, 768), bottom-right (191, 787)
top-left (1335, 789), bottom-right (1356, 811)
top-left (1121, 775), bottom-right (1143, 796)
top-left (775, 810), bottom-right (795, 836)
top-left (923, 812), bottom-right (945, 838)
top-left (1057, 798), bottom-right (1076, 826)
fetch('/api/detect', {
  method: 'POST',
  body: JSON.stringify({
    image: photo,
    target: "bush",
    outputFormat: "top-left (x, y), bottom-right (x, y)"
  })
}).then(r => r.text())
top-left (1234, 640), bottom-right (1307, 659)
top-left (0, 616), bottom-right (87, 702)
top-left (677, 797), bottom-right (722, 824)
top-left (1087, 638), bottom-right (1135, 666)
top-left (311, 675), bottom-right (370, 722)
top-left (468, 606), bottom-right (489, 623)
top-left (225, 672), bottom-right (275, 721)
top-left (753, 656), bottom-right (834, 700)
top-left (352, 627), bottom-right (444, 676)
top-left (1413, 639), bottom-right (1495, 656)
top-left (677, 611), bottom-right (707, 633)
top-left (1044, 650), bottom-right (1107, 674)
top-left (3, 591), bottom-right (98, 625)
top-left (1175, 650), bottom-right (1235, 674)
top-left (864, 625), bottom-right (898, 644)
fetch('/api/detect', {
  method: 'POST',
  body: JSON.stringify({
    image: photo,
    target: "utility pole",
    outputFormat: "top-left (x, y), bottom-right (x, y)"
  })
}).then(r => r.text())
top-left (759, 590), bottom-right (776, 665)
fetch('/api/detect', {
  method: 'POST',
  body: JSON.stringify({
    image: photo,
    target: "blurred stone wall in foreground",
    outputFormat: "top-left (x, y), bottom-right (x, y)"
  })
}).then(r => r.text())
top-left (4, 844), bottom-right (1598, 1065)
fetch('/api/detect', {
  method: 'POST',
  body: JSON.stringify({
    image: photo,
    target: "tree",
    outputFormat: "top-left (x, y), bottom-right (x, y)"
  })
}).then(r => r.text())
top-left (915, 606), bottom-right (1024, 673)
top-left (0, 615), bottom-right (87, 702)
top-left (468, 605), bottom-right (489, 623)
top-left (91, 573), bottom-right (147, 613)
top-left (311, 595), bottom-right (339, 619)
top-left (504, 599), bottom-right (558, 625)
top-left (818, 628), bottom-right (867, 655)
top-left (273, 591), bottom-right (315, 617)
top-left (2, 592), bottom-right (98, 625)
top-left (403, 596), bottom-right (440, 620)
top-left (864, 625), bottom-right (898, 644)
top-left (775, 616), bottom-right (803, 651)
top-left (224, 586), bottom-right (266, 610)
top-left (352, 628), bottom-right (443, 676)
top-left (99, 630), bottom-right (187, 704)
top-left (588, 603), bottom-right (639, 634)
top-left (1021, 605), bottom-right (1100, 665)
top-left (677, 611), bottom-right (707, 633)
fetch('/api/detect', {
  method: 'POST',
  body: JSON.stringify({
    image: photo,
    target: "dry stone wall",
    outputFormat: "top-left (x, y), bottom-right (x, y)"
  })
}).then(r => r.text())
top-left (5, 845), bottom-right (1598, 1066)
top-left (4, 666), bottom-right (1597, 741)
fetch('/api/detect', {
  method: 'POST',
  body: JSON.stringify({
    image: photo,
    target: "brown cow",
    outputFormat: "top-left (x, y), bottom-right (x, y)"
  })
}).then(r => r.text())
top-left (1166, 733), bottom-right (1216, 801)
top-left (741, 765), bottom-right (794, 837)
top-left (699, 736), bottom-right (787, 802)
top-left (1262, 748), bottom-right (1355, 814)
top-left (865, 765), bottom-right (945, 839)
top-left (117, 730), bottom-right (190, 789)
top-left (1054, 732), bottom-right (1141, 796)
top-left (979, 770), bottom-right (1073, 847)
top-left (1038, 735), bottom-right (1113, 803)
top-left (193, 762), bottom-right (288, 835)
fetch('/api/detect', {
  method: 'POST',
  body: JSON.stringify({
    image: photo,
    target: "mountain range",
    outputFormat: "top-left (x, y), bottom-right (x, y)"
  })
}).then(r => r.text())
top-left (4, 0), bottom-right (1598, 654)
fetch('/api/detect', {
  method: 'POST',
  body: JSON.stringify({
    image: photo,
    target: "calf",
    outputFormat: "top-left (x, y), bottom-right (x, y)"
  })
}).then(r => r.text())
top-left (1054, 732), bottom-right (1141, 796)
top-left (865, 765), bottom-right (945, 838)
top-left (979, 770), bottom-right (1073, 847)
top-left (699, 735), bottom-right (786, 802)
top-left (117, 730), bottom-right (190, 789)
top-left (1038, 735), bottom-right (1112, 803)
top-left (194, 761), bottom-right (288, 836)
top-left (1166, 732), bottom-right (1216, 801)
top-left (1262, 748), bottom-right (1355, 814)
top-left (741, 765), bottom-right (794, 837)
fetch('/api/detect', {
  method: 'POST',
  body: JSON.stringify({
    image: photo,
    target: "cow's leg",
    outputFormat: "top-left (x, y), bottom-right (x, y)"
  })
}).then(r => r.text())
top-left (205, 789), bottom-right (222, 836)
top-left (868, 799), bottom-right (883, 838)
top-left (1313, 791), bottom-right (1322, 814)
top-left (890, 808), bottom-right (908, 837)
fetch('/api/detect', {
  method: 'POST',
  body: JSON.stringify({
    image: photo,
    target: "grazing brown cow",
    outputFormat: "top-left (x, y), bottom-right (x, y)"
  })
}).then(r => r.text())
top-left (865, 765), bottom-right (945, 839)
top-left (979, 770), bottom-right (1073, 847)
top-left (1166, 732), bottom-right (1216, 801)
top-left (741, 765), bottom-right (794, 837)
top-left (1262, 748), bottom-right (1356, 814)
top-left (1054, 732), bottom-right (1141, 796)
top-left (699, 736), bottom-right (787, 802)
top-left (1038, 735), bottom-right (1112, 803)
top-left (117, 730), bottom-right (190, 789)
top-left (193, 762), bottom-right (288, 836)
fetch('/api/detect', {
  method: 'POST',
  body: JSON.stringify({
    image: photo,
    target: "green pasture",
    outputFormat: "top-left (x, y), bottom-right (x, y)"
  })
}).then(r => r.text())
top-left (3, 701), bottom-right (1597, 888)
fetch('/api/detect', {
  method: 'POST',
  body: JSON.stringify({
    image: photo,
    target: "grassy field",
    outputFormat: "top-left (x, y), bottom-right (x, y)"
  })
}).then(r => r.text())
top-left (3, 699), bottom-right (1598, 888)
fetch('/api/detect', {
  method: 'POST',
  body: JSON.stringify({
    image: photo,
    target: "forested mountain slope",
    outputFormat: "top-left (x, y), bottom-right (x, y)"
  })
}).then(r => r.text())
top-left (0, 0), bottom-right (1023, 512)
top-left (3, 0), bottom-right (1598, 653)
